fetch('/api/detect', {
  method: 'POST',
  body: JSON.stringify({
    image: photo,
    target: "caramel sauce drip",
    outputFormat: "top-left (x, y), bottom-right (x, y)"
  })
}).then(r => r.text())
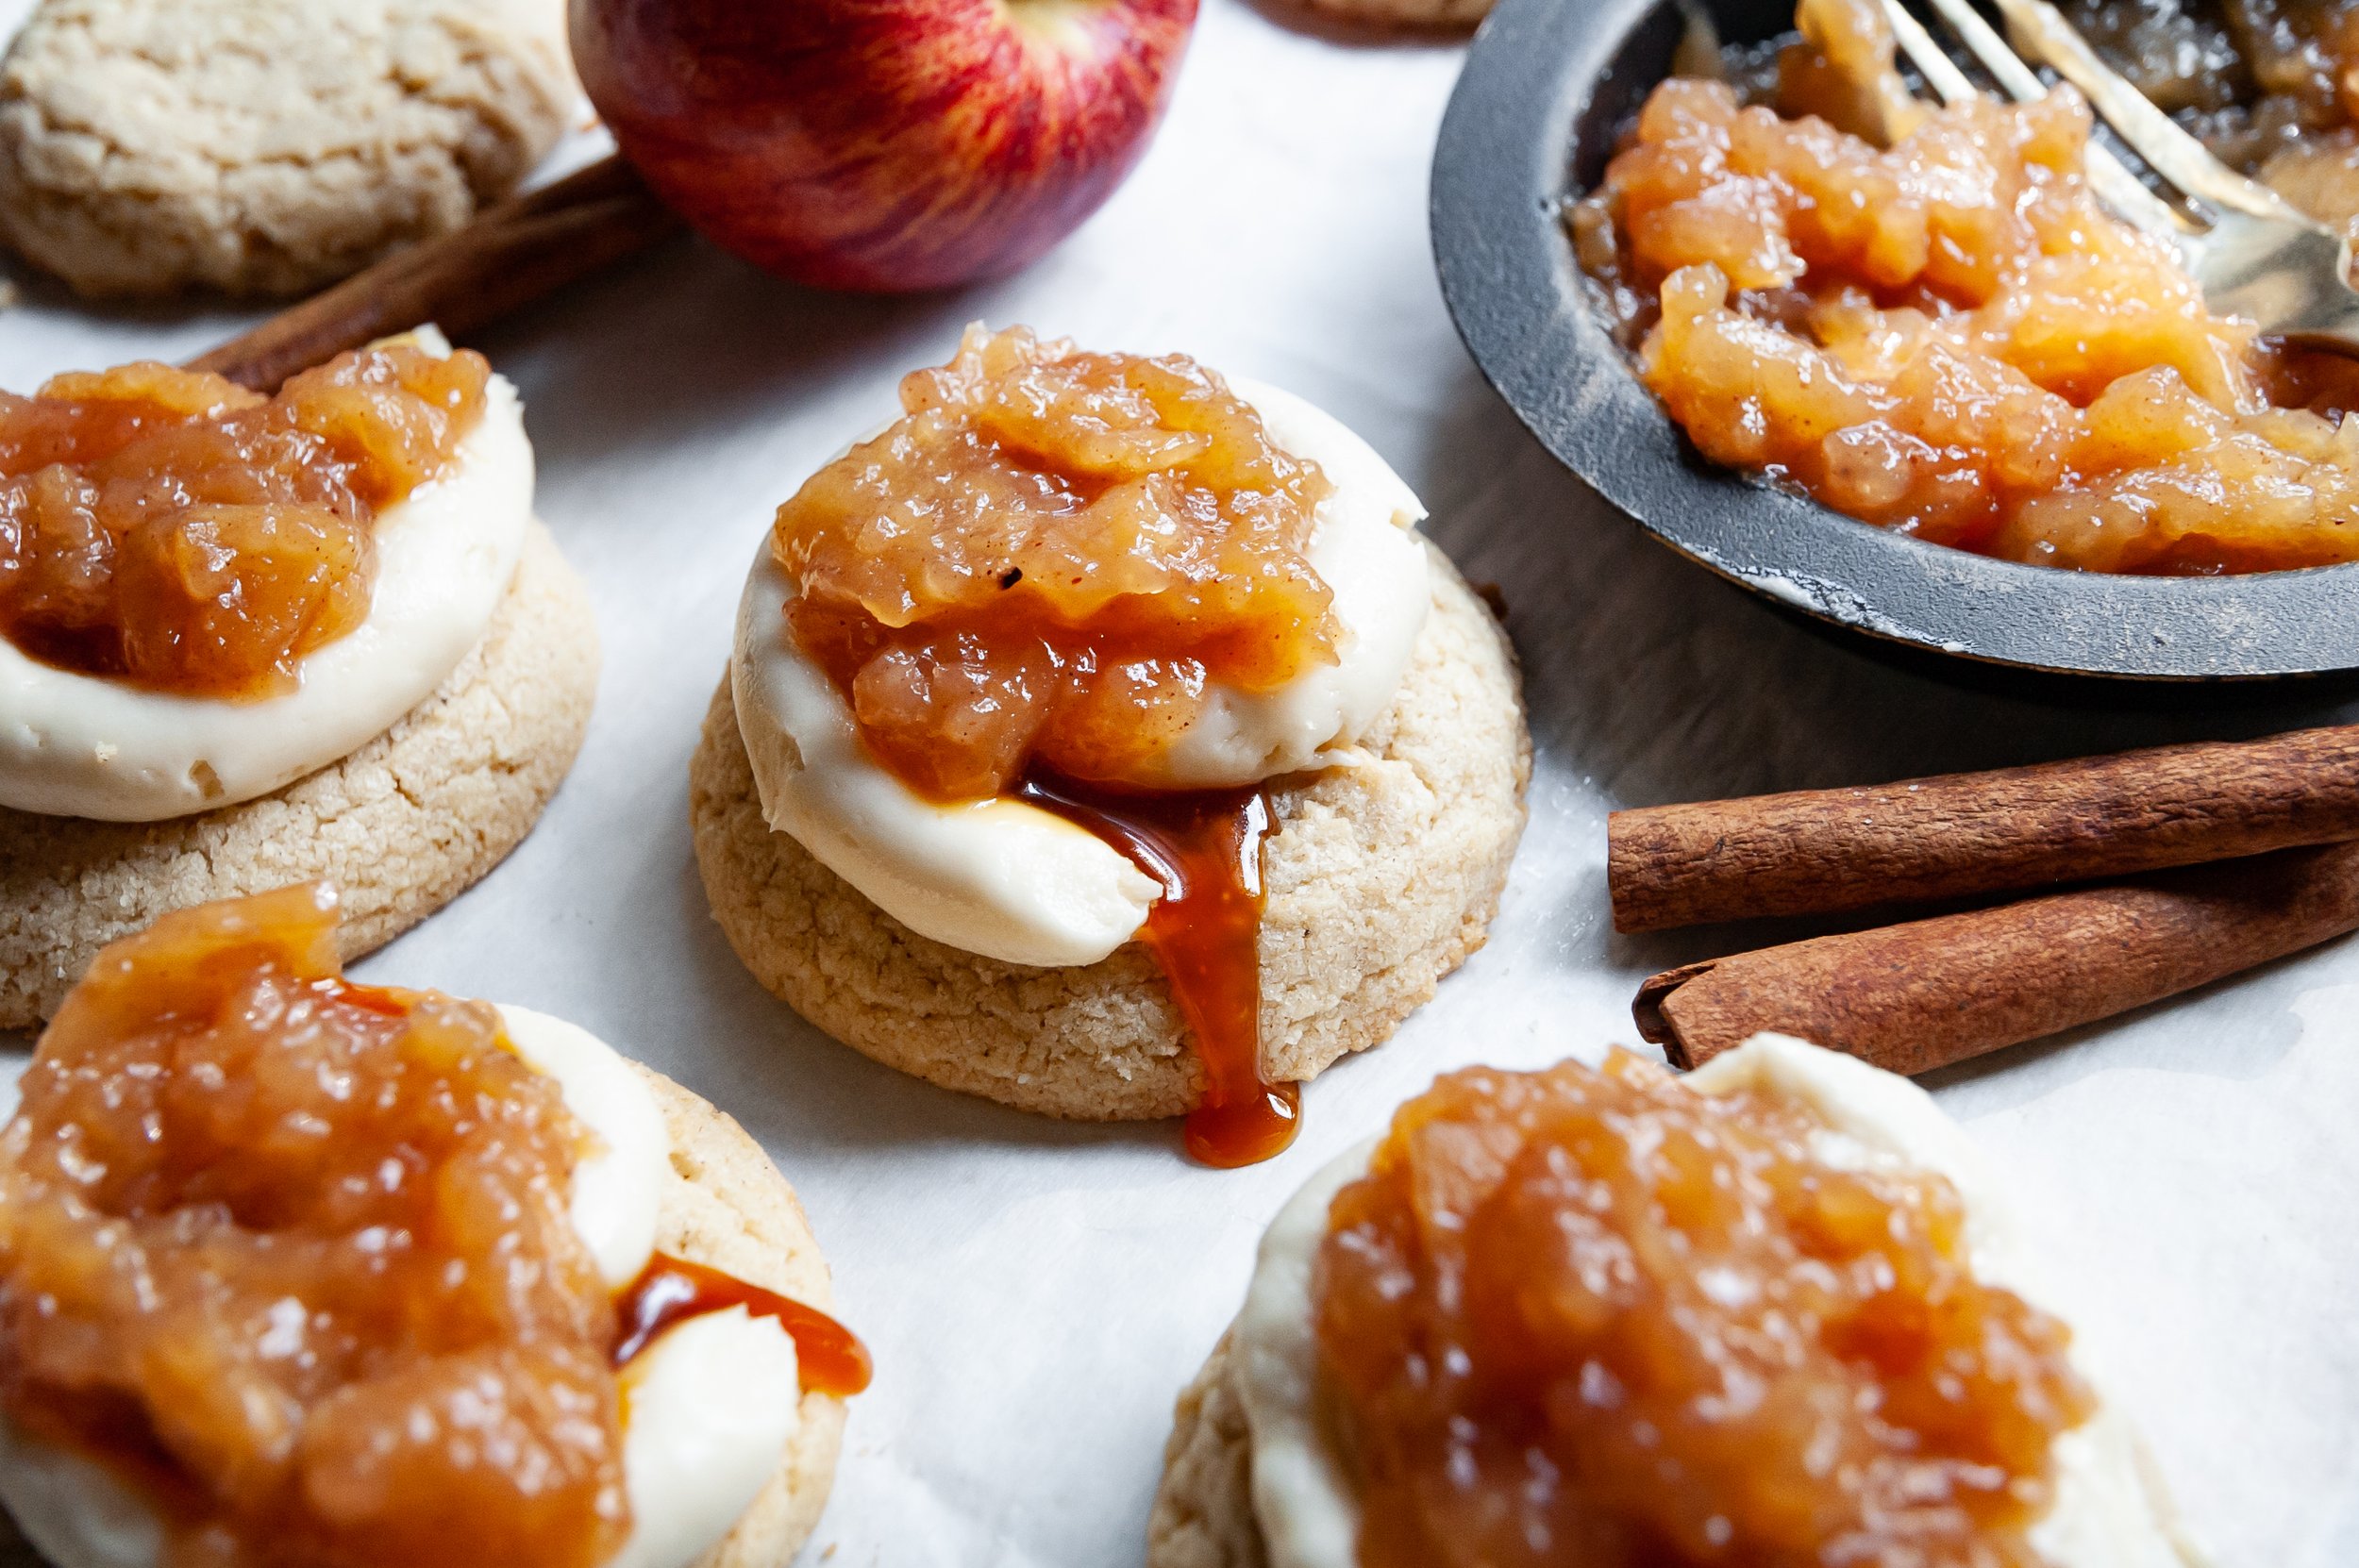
top-left (1016, 772), bottom-right (1298, 1167)
top-left (613, 1254), bottom-right (873, 1398)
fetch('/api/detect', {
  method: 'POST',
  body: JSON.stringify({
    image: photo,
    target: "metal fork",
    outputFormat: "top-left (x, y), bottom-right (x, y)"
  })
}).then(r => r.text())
top-left (1883, 0), bottom-right (2359, 352)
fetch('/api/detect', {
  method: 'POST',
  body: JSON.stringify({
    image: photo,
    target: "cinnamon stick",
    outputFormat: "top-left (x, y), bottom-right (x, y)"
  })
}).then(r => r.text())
top-left (1633, 839), bottom-right (2359, 1075)
top-left (1610, 724), bottom-right (2359, 933)
top-left (187, 154), bottom-right (680, 392)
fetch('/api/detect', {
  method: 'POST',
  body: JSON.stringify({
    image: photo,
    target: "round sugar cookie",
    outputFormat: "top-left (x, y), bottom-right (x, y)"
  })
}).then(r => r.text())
top-left (688, 542), bottom-right (1531, 1122)
top-left (0, 0), bottom-right (574, 298)
top-left (634, 1063), bottom-right (849, 1568)
top-left (1146, 1331), bottom-right (1266, 1568)
top-left (0, 518), bottom-right (598, 1029)
top-left (0, 1059), bottom-right (845, 1568)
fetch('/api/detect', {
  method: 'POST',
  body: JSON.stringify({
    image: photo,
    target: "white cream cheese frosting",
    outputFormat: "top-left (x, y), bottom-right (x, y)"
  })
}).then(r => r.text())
top-left (607, 1308), bottom-right (803, 1568)
top-left (0, 1007), bottom-right (803, 1568)
top-left (730, 376), bottom-right (1431, 970)
top-left (0, 357), bottom-right (534, 824)
top-left (1229, 1036), bottom-right (2201, 1568)
top-left (497, 1004), bottom-right (669, 1290)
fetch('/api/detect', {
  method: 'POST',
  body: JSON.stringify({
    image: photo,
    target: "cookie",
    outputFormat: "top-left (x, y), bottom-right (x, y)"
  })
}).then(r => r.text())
top-left (689, 542), bottom-right (1530, 1121)
top-left (0, 518), bottom-right (598, 1028)
top-left (0, 0), bottom-right (574, 298)
top-left (636, 1064), bottom-right (849, 1568)
top-left (0, 1059), bottom-right (844, 1568)
top-left (1146, 1332), bottom-right (1266, 1568)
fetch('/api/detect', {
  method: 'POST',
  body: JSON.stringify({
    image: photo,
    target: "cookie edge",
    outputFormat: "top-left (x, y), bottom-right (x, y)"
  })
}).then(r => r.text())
top-left (0, 516), bottom-right (600, 1028)
top-left (634, 1064), bottom-right (849, 1568)
top-left (1146, 1329), bottom-right (1269, 1568)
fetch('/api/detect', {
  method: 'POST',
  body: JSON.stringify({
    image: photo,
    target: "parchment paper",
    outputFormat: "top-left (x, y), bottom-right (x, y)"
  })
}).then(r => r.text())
top-left (0, 2), bottom-right (2349, 1563)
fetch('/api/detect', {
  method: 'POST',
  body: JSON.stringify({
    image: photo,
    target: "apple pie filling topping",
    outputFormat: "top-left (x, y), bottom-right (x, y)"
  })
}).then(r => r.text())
top-left (772, 325), bottom-right (1362, 1166)
top-left (0, 885), bottom-right (866, 1568)
top-left (1575, 0), bottom-right (2359, 575)
top-left (0, 343), bottom-right (489, 700)
top-left (773, 323), bottom-right (1339, 802)
top-left (1313, 1050), bottom-right (2096, 1568)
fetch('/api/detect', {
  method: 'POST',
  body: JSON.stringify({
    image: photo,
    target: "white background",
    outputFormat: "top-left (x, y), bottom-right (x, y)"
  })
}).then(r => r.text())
top-left (0, 1), bottom-right (2352, 1563)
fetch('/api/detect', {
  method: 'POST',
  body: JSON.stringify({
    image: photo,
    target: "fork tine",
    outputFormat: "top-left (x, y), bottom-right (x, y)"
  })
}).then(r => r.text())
top-left (1920, 0), bottom-right (2044, 100)
top-left (1883, 0), bottom-right (1978, 105)
top-left (1886, 0), bottom-right (2192, 241)
top-left (1987, 0), bottom-right (2309, 224)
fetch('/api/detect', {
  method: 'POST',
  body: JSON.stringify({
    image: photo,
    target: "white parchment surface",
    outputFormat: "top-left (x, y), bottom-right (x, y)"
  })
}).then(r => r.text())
top-left (0, 2), bottom-right (2350, 1564)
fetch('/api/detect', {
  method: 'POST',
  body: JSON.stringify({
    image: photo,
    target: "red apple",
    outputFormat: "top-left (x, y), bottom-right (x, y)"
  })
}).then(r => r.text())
top-left (570, 0), bottom-right (1199, 292)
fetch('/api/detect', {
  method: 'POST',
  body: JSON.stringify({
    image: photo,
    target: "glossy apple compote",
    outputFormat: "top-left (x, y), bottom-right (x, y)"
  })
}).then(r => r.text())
top-left (775, 324), bottom-right (1337, 803)
top-left (1574, 1), bottom-right (2359, 574)
top-left (0, 884), bottom-right (628, 1568)
top-left (1313, 1051), bottom-right (2096, 1568)
top-left (775, 325), bottom-right (1346, 1166)
top-left (0, 342), bottom-right (488, 700)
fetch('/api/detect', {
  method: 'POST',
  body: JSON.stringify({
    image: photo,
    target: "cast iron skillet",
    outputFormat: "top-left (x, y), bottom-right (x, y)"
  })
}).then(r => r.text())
top-left (1431, 0), bottom-right (2359, 688)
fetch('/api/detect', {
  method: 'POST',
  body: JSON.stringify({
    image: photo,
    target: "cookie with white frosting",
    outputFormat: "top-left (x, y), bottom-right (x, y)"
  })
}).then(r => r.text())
top-left (1147, 1036), bottom-right (2202, 1568)
top-left (0, 885), bottom-right (859, 1568)
top-left (0, 1054), bottom-right (848, 1568)
top-left (693, 542), bottom-right (1527, 1123)
top-left (691, 335), bottom-right (1530, 1136)
top-left (0, 335), bottom-right (596, 1026)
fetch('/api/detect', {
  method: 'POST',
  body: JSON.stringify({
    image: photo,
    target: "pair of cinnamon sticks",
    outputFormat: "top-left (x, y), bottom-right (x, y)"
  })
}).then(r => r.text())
top-left (1615, 725), bottom-right (2359, 1076)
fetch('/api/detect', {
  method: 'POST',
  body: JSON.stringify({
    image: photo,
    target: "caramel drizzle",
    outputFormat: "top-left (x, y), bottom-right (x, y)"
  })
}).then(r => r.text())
top-left (1014, 770), bottom-right (1300, 1168)
top-left (612, 1253), bottom-right (873, 1398)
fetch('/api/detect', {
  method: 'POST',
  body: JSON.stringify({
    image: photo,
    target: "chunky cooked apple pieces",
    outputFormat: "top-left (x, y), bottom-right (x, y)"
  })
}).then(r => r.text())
top-left (1313, 1051), bottom-right (2096, 1568)
top-left (0, 886), bottom-right (629, 1568)
top-left (1575, 0), bottom-right (2359, 574)
top-left (0, 342), bottom-right (488, 698)
top-left (773, 325), bottom-right (1339, 799)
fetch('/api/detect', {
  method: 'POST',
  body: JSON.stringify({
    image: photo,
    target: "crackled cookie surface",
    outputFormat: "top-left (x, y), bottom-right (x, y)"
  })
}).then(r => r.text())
top-left (0, 0), bottom-right (573, 298)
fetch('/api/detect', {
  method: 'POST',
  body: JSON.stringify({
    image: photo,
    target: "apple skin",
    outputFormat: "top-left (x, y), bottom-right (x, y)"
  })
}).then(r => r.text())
top-left (571, 0), bottom-right (1200, 292)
